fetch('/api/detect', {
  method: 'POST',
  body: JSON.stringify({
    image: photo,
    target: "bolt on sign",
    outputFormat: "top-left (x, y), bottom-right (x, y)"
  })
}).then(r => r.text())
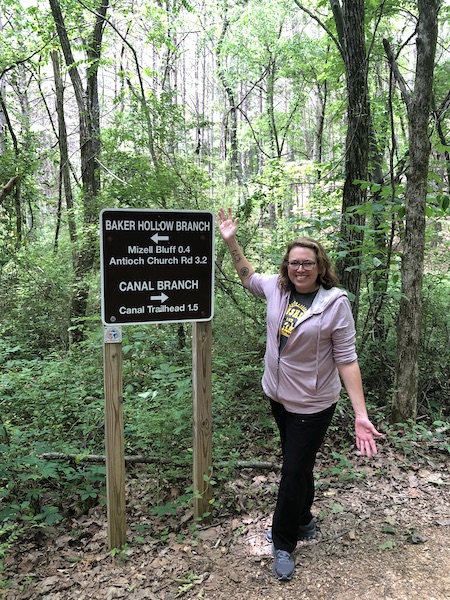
top-left (100, 209), bottom-right (215, 325)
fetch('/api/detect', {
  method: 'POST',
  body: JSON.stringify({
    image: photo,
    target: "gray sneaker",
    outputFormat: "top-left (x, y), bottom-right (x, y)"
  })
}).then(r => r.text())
top-left (272, 547), bottom-right (295, 581)
top-left (265, 518), bottom-right (317, 544)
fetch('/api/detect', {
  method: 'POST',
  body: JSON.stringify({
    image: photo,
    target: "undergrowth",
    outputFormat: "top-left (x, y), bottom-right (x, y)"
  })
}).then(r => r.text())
top-left (1, 311), bottom-right (449, 576)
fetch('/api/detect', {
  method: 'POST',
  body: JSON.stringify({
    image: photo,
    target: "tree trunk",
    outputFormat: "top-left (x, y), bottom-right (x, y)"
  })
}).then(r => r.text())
top-left (0, 15), bottom-right (6, 156)
top-left (314, 70), bottom-right (328, 168)
top-left (0, 85), bottom-right (23, 245)
top-left (216, 11), bottom-right (241, 185)
top-left (391, 1), bottom-right (439, 422)
top-left (334, 0), bottom-right (370, 323)
top-left (49, 0), bottom-right (109, 341)
top-left (433, 91), bottom-right (450, 192)
top-left (50, 50), bottom-right (77, 254)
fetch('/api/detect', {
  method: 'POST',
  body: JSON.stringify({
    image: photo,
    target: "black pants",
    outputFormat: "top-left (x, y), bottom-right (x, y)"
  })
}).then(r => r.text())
top-left (270, 399), bottom-right (336, 553)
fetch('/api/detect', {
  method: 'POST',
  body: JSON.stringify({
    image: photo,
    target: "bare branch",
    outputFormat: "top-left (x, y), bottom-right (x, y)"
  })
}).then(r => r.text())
top-left (382, 38), bottom-right (411, 106)
top-left (293, 1), bottom-right (344, 61)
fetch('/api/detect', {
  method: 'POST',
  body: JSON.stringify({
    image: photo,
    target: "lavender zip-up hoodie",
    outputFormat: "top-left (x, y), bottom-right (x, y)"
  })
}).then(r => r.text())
top-left (246, 273), bottom-right (358, 414)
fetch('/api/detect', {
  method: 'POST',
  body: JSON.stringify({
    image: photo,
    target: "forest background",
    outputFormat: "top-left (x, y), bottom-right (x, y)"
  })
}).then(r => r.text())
top-left (0, 0), bottom-right (449, 574)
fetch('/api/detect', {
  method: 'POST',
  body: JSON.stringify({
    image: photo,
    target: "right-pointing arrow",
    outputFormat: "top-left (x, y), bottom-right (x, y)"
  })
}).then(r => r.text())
top-left (150, 292), bottom-right (169, 303)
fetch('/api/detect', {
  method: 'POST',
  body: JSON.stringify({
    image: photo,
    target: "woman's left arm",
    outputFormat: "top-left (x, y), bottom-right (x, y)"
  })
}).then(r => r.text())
top-left (338, 361), bottom-right (384, 457)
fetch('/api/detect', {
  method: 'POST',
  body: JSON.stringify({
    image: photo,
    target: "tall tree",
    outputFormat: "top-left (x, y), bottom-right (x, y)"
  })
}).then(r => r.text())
top-left (51, 50), bottom-right (77, 254)
top-left (0, 79), bottom-right (22, 245)
top-left (293, 0), bottom-right (370, 319)
top-left (0, 14), bottom-right (6, 156)
top-left (49, 0), bottom-right (109, 341)
top-left (385, 1), bottom-right (440, 422)
top-left (216, 5), bottom-right (241, 185)
top-left (330, 0), bottom-right (370, 321)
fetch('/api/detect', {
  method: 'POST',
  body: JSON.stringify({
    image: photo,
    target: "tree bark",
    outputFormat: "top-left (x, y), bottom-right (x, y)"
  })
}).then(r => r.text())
top-left (216, 11), bottom-right (241, 185)
top-left (334, 0), bottom-right (371, 323)
top-left (0, 175), bottom-right (20, 203)
top-left (0, 88), bottom-right (23, 245)
top-left (49, 0), bottom-right (109, 341)
top-left (391, 1), bottom-right (440, 422)
top-left (50, 50), bottom-right (77, 254)
top-left (0, 15), bottom-right (6, 156)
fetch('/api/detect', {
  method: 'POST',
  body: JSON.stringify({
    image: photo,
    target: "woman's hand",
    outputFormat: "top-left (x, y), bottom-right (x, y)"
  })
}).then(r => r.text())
top-left (217, 207), bottom-right (239, 241)
top-left (216, 207), bottom-right (254, 284)
top-left (355, 417), bottom-right (384, 457)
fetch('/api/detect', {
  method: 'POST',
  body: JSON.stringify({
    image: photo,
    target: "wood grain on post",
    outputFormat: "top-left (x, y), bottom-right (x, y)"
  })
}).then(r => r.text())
top-left (103, 340), bottom-right (127, 549)
top-left (192, 321), bottom-right (213, 521)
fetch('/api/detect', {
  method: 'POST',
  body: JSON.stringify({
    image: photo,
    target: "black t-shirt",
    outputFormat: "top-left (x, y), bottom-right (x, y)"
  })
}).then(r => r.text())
top-left (279, 289), bottom-right (319, 352)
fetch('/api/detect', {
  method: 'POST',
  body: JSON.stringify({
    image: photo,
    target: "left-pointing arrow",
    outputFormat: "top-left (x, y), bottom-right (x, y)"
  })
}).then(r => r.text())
top-left (150, 292), bottom-right (169, 303)
top-left (151, 233), bottom-right (170, 243)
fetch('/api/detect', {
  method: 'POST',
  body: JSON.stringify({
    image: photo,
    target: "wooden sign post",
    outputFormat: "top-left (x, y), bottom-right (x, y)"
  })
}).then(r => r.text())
top-left (192, 321), bottom-right (213, 520)
top-left (103, 326), bottom-right (126, 549)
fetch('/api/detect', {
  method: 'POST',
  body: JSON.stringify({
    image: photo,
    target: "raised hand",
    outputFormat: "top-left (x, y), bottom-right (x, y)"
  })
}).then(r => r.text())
top-left (216, 207), bottom-right (239, 241)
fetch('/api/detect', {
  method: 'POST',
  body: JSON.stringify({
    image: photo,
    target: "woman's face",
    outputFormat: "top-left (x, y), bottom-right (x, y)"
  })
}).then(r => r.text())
top-left (287, 246), bottom-right (321, 294)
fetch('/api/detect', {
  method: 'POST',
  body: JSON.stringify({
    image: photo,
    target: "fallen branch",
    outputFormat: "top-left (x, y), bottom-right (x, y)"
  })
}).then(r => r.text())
top-left (39, 452), bottom-right (280, 471)
top-left (40, 452), bottom-right (170, 464)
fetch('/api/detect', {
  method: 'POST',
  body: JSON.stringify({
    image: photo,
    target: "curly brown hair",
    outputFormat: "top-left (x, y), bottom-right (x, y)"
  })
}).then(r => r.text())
top-left (278, 238), bottom-right (339, 292)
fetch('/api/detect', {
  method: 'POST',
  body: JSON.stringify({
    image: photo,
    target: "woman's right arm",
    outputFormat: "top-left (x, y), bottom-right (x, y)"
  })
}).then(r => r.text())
top-left (216, 207), bottom-right (255, 287)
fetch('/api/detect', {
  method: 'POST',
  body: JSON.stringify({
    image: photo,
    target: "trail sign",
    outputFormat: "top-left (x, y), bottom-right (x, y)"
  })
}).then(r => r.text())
top-left (101, 209), bottom-right (215, 547)
top-left (100, 209), bottom-right (214, 325)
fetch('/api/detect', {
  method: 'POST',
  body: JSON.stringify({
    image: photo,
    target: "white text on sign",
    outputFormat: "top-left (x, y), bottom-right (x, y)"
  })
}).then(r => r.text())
top-left (109, 256), bottom-right (207, 266)
top-left (118, 303), bottom-right (200, 316)
top-left (105, 220), bottom-right (211, 232)
top-left (118, 280), bottom-right (200, 292)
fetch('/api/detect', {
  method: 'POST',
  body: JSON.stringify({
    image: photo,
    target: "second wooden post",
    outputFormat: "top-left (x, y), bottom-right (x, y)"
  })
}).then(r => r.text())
top-left (192, 320), bottom-right (213, 521)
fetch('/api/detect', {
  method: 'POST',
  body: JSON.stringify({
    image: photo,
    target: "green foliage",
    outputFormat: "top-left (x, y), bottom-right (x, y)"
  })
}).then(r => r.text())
top-left (386, 420), bottom-right (450, 460)
top-left (0, 417), bottom-right (107, 562)
top-left (326, 451), bottom-right (365, 483)
top-left (0, 239), bottom-right (74, 352)
top-left (417, 275), bottom-right (450, 416)
top-left (379, 539), bottom-right (396, 551)
top-left (123, 354), bottom-right (194, 455)
top-left (0, 335), bottom-right (105, 446)
top-left (0, 327), bottom-right (109, 568)
top-left (101, 117), bottom-right (213, 209)
top-left (0, 0), bottom-right (450, 569)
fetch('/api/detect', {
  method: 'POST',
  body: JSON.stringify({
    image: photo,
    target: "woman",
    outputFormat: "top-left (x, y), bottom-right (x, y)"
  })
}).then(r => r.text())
top-left (217, 207), bottom-right (383, 581)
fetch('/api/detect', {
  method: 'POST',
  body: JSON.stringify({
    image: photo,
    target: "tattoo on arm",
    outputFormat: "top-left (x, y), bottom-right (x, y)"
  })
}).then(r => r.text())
top-left (231, 249), bottom-right (241, 264)
top-left (240, 267), bottom-right (249, 277)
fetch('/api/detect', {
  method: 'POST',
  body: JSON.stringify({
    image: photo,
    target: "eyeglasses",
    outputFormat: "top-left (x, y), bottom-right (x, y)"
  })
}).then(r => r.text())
top-left (287, 260), bottom-right (317, 270)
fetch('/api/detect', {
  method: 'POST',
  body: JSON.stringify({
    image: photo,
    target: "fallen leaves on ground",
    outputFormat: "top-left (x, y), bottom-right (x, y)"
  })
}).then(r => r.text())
top-left (1, 443), bottom-right (449, 599)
